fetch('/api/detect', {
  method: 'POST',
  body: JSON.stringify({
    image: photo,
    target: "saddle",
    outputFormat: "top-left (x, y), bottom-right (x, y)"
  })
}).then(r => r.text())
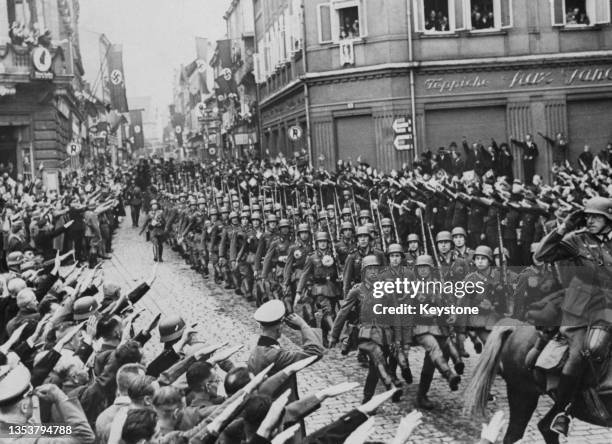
top-left (534, 330), bottom-right (612, 422)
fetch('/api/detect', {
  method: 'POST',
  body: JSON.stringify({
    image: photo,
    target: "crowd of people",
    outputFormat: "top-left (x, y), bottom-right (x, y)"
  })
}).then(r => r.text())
top-left (1, 129), bottom-right (611, 442)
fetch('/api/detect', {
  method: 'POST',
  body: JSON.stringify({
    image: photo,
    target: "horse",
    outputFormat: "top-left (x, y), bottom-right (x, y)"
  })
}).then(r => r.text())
top-left (463, 319), bottom-right (612, 444)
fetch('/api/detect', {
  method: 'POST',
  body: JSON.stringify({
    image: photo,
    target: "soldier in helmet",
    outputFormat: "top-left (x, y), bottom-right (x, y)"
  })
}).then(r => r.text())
top-left (412, 254), bottom-right (462, 409)
top-left (331, 255), bottom-right (403, 403)
top-left (140, 199), bottom-right (166, 262)
top-left (146, 315), bottom-right (191, 378)
top-left (228, 211), bottom-right (255, 300)
top-left (451, 227), bottom-right (473, 262)
top-left (358, 209), bottom-right (372, 226)
top-left (493, 246), bottom-right (519, 316)
top-left (254, 214), bottom-right (279, 281)
top-left (533, 196), bottom-right (612, 436)
top-left (435, 231), bottom-right (456, 277)
top-left (335, 221), bottom-right (356, 268)
top-left (385, 243), bottom-right (415, 385)
top-left (464, 245), bottom-right (505, 351)
top-left (209, 207), bottom-right (229, 283)
top-left (380, 218), bottom-right (396, 249)
top-left (283, 223), bottom-right (313, 316)
top-left (340, 207), bottom-right (354, 225)
top-left (295, 231), bottom-right (341, 348)
top-left (201, 207), bottom-right (219, 278)
top-left (343, 226), bottom-right (386, 297)
top-left (405, 233), bottom-right (421, 266)
top-left (219, 211), bottom-right (241, 289)
top-left (261, 218), bottom-right (293, 302)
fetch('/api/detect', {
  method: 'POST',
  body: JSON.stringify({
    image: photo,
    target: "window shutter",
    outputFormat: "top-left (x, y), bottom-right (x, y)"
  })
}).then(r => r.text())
top-left (501, 0), bottom-right (513, 27)
top-left (318, 3), bottom-right (332, 43)
top-left (454, 0), bottom-right (466, 30)
top-left (551, 0), bottom-right (565, 25)
top-left (413, 0), bottom-right (425, 32)
top-left (594, 0), bottom-right (611, 23)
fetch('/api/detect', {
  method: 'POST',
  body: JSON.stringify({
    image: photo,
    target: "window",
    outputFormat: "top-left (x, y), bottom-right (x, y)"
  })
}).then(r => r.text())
top-left (289, 0), bottom-right (302, 52)
top-left (551, 0), bottom-right (610, 26)
top-left (414, 0), bottom-right (512, 32)
top-left (318, 0), bottom-right (367, 44)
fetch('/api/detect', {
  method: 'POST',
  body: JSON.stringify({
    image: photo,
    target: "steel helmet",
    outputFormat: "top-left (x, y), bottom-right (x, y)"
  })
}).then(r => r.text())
top-left (150, 199), bottom-right (158, 205)
top-left (584, 197), bottom-right (612, 221)
top-left (340, 221), bottom-right (355, 231)
top-left (197, 198), bottom-right (206, 205)
top-left (240, 211), bottom-right (250, 219)
top-left (436, 231), bottom-right (452, 243)
top-left (209, 207), bottom-right (218, 216)
top-left (326, 204), bottom-right (335, 211)
top-left (451, 227), bottom-right (467, 237)
top-left (359, 210), bottom-right (371, 220)
top-left (274, 203), bottom-right (282, 211)
top-left (474, 245), bottom-right (493, 261)
top-left (356, 226), bottom-right (371, 237)
top-left (251, 204), bottom-right (261, 212)
top-left (266, 214), bottom-right (278, 223)
top-left (220, 206), bottom-right (229, 213)
top-left (341, 208), bottom-right (352, 216)
top-left (387, 243), bottom-right (404, 255)
top-left (315, 231), bottom-right (330, 242)
top-left (158, 315), bottom-right (186, 343)
top-left (263, 204), bottom-right (273, 212)
top-left (361, 255), bottom-right (381, 270)
top-left (493, 247), bottom-right (509, 257)
top-left (251, 211), bottom-right (262, 220)
top-left (278, 218), bottom-right (291, 228)
top-left (297, 223), bottom-right (310, 233)
top-left (381, 218), bottom-right (393, 227)
top-left (406, 233), bottom-right (420, 243)
top-left (229, 211), bottom-right (239, 220)
top-left (415, 255), bottom-right (435, 267)
top-left (318, 211), bottom-right (327, 220)
top-left (73, 296), bottom-right (99, 321)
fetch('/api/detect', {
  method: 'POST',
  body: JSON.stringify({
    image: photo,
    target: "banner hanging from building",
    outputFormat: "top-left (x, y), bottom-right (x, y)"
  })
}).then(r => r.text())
top-left (129, 109), bottom-right (145, 151)
top-left (107, 44), bottom-right (129, 113)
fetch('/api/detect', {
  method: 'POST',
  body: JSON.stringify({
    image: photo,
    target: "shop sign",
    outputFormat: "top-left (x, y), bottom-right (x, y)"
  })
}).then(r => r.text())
top-left (393, 116), bottom-right (414, 151)
top-left (66, 142), bottom-right (81, 156)
top-left (0, 85), bottom-right (16, 96)
top-left (288, 125), bottom-right (302, 141)
top-left (31, 46), bottom-right (54, 80)
top-left (420, 65), bottom-right (612, 95)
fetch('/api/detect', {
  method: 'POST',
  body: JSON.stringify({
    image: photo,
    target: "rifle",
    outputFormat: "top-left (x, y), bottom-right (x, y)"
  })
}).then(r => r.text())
top-left (389, 197), bottom-right (400, 245)
top-left (332, 183), bottom-right (343, 240)
top-left (373, 201), bottom-right (387, 253)
top-left (417, 209), bottom-right (428, 255)
top-left (324, 214), bottom-right (342, 277)
top-left (496, 213), bottom-right (510, 315)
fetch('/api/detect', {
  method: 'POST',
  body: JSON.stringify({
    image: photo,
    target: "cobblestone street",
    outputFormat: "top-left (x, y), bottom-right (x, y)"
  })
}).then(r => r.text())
top-left (102, 217), bottom-right (612, 443)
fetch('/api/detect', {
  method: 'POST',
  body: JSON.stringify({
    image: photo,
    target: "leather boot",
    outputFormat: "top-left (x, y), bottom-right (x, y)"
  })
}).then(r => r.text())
top-left (416, 356), bottom-right (435, 410)
top-left (550, 374), bottom-right (579, 436)
top-left (401, 366), bottom-right (413, 385)
top-left (456, 333), bottom-right (469, 358)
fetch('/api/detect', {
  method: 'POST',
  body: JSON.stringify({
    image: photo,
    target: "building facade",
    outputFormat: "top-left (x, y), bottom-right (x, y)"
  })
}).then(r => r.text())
top-left (254, 0), bottom-right (612, 180)
top-left (0, 0), bottom-right (85, 177)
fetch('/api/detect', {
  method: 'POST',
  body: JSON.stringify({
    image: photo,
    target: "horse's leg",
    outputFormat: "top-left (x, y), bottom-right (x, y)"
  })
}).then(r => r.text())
top-left (503, 386), bottom-right (540, 444)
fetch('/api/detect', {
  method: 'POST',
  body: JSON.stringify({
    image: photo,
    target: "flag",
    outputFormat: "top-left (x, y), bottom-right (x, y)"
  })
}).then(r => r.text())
top-left (107, 44), bottom-right (128, 112)
top-left (129, 109), bottom-right (144, 150)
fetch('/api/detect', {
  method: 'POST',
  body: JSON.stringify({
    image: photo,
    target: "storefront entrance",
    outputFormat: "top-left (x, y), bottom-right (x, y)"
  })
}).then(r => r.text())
top-left (0, 126), bottom-right (17, 178)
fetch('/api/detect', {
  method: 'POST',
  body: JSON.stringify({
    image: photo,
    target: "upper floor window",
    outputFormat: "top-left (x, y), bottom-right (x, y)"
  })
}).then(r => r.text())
top-left (413, 0), bottom-right (512, 33)
top-left (318, 0), bottom-right (367, 44)
top-left (551, 0), bottom-right (610, 26)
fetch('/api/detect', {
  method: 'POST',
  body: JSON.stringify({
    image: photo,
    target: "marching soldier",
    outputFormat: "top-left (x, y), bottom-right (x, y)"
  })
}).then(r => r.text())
top-left (295, 231), bottom-right (341, 348)
top-left (335, 221), bottom-right (356, 268)
top-left (261, 219), bottom-right (293, 301)
top-left (412, 254), bottom-right (462, 410)
top-left (219, 211), bottom-right (241, 289)
top-left (140, 199), bottom-right (166, 262)
top-left (451, 227), bottom-right (473, 262)
top-left (343, 226), bottom-right (386, 297)
top-left (405, 233), bottom-right (420, 266)
top-left (283, 223), bottom-right (313, 316)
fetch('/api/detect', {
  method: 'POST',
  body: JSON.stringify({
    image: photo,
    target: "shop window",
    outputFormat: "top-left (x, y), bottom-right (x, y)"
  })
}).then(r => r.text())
top-left (551, 0), bottom-right (610, 26)
top-left (318, 0), bottom-right (367, 44)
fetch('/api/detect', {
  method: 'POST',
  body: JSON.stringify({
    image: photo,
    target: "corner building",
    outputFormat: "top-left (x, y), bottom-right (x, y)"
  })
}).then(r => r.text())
top-left (254, 0), bottom-right (612, 180)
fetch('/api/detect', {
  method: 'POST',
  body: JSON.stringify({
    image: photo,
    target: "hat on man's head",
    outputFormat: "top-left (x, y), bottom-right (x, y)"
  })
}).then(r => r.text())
top-left (253, 300), bottom-right (285, 326)
top-left (0, 363), bottom-right (31, 407)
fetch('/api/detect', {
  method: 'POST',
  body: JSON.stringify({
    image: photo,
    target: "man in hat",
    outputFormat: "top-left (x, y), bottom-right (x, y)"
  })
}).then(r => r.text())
top-left (0, 364), bottom-right (95, 442)
top-left (248, 300), bottom-right (324, 376)
top-left (146, 315), bottom-right (194, 378)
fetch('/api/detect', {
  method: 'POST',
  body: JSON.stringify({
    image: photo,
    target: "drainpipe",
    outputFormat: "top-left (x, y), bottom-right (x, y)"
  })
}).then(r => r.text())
top-left (407, 0), bottom-right (418, 157)
top-left (300, 0), bottom-right (313, 168)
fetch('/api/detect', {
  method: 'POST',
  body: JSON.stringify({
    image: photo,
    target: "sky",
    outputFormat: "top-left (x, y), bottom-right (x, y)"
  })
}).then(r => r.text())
top-left (79, 0), bottom-right (229, 112)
